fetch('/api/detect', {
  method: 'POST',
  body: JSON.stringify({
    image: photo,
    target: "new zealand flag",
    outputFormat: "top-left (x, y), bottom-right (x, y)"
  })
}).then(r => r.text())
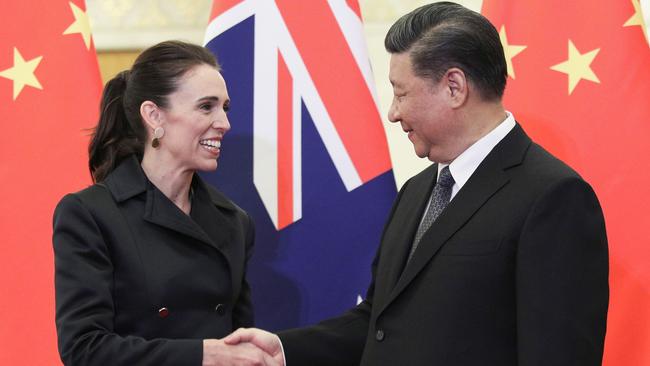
top-left (202, 0), bottom-right (397, 330)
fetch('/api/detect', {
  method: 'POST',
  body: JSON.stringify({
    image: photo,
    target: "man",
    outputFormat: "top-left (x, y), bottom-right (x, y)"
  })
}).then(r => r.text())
top-left (226, 2), bottom-right (609, 365)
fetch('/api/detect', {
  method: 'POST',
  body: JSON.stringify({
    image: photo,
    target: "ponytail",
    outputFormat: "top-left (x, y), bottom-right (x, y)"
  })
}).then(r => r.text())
top-left (88, 70), bottom-right (144, 182)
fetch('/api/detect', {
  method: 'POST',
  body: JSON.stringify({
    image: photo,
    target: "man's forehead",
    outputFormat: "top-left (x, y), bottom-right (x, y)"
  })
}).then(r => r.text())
top-left (389, 53), bottom-right (413, 87)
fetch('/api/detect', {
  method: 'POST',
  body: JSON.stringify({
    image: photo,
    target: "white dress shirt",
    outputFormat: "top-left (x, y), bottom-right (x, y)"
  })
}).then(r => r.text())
top-left (422, 112), bottom-right (516, 219)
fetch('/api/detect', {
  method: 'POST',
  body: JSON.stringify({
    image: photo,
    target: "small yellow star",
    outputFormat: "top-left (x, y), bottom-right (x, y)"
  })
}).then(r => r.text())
top-left (499, 25), bottom-right (527, 79)
top-left (0, 48), bottom-right (43, 100)
top-left (550, 40), bottom-right (600, 95)
top-left (623, 0), bottom-right (649, 45)
top-left (63, 2), bottom-right (92, 49)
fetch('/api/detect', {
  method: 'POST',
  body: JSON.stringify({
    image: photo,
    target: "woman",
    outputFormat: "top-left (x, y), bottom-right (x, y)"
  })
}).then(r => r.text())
top-left (53, 41), bottom-right (275, 365)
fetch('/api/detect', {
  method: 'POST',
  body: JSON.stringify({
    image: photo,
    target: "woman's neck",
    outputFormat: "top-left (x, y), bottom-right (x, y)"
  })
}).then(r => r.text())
top-left (140, 152), bottom-right (193, 215)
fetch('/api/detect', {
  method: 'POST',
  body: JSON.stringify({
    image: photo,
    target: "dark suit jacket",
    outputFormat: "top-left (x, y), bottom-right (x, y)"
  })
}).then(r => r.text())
top-left (53, 155), bottom-right (255, 365)
top-left (279, 124), bottom-right (608, 366)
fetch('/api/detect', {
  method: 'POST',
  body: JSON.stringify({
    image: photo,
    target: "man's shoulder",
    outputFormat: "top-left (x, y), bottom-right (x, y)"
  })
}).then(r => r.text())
top-left (522, 142), bottom-right (583, 182)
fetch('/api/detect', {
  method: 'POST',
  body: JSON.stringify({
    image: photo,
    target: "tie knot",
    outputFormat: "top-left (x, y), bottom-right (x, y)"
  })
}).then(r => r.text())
top-left (437, 166), bottom-right (454, 188)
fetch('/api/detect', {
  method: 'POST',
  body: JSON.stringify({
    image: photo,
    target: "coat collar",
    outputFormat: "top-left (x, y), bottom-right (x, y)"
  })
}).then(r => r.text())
top-left (103, 155), bottom-right (236, 211)
top-left (102, 155), bottom-right (237, 250)
top-left (102, 155), bottom-right (242, 299)
top-left (379, 123), bottom-right (531, 313)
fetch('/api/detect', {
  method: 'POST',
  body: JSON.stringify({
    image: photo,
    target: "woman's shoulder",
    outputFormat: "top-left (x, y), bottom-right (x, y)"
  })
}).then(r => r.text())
top-left (55, 183), bottom-right (114, 215)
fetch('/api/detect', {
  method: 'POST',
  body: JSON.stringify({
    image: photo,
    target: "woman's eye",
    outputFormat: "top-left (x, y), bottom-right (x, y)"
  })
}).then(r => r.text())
top-left (200, 104), bottom-right (212, 112)
top-left (223, 103), bottom-right (230, 113)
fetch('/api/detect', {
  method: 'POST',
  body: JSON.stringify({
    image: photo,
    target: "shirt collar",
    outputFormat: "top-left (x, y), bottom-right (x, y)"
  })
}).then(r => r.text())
top-left (438, 112), bottom-right (516, 193)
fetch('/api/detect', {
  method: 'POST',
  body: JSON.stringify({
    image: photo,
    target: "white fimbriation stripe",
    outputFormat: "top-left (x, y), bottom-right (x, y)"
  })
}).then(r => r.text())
top-left (327, 0), bottom-right (382, 111)
top-left (205, 0), bottom-right (365, 228)
top-left (203, 0), bottom-right (256, 44)
top-left (293, 79), bottom-right (303, 222)
top-left (268, 3), bottom-right (363, 191)
top-left (253, 0), bottom-right (279, 228)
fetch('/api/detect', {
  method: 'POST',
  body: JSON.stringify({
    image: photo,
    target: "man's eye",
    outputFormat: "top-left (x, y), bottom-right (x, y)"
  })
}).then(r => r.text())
top-left (223, 103), bottom-right (230, 113)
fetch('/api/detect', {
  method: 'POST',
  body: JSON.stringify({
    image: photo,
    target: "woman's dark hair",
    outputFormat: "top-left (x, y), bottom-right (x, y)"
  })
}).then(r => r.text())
top-left (385, 2), bottom-right (507, 101)
top-left (88, 40), bottom-right (219, 182)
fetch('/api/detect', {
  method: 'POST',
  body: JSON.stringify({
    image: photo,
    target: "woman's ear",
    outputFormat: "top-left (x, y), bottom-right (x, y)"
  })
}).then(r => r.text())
top-left (140, 100), bottom-right (162, 130)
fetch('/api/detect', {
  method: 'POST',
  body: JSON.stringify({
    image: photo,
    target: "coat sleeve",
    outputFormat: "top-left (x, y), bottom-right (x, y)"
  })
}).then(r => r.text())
top-left (232, 211), bottom-right (255, 329)
top-left (516, 177), bottom-right (608, 365)
top-left (53, 194), bottom-right (202, 366)
top-left (277, 178), bottom-right (411, 366)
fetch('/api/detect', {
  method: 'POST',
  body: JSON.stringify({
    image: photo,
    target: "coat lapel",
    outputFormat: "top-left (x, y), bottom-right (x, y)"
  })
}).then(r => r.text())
top-left (103, 156), bottom-right (229, 252)
top-left (142, 186), bottom-right (216, 247)
top-left (189, 176), bottom-right (239, 295)
top-left (380, 124), bottom-right (531, 313)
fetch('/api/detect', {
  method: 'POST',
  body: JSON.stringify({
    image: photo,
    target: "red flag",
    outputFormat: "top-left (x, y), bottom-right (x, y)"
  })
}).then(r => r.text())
top-left (482, 1), bottom-right (650, 364)
top-left (0, 0), bottom-right (101, 364)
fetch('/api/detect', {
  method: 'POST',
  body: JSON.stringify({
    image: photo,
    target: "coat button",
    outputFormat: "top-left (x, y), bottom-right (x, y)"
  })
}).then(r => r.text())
top-left (375, 329), bottom-right (385, 341)
top-left (158, 307), bottom-right (169, 318)
top-left (214, 303), bottom-right (226, 316)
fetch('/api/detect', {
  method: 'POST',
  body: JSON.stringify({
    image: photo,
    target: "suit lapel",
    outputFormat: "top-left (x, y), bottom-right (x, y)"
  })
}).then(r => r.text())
top-left (377, 164), bottom-right (438, 299)
top-left (380, 124), bottom-right (531, 313)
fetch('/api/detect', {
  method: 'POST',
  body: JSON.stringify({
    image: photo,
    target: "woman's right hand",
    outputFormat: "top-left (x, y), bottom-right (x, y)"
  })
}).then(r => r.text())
top-left (202, 339), bottom-right (280, 366)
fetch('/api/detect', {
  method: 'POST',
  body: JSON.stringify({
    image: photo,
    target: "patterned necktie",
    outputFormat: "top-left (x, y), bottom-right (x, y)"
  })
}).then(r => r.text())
top-left (407, 166), bottom-right (455, 263)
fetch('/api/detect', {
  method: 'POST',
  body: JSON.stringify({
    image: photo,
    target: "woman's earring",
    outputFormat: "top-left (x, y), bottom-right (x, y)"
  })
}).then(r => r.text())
top-left (152, 127), bottom-right (165, 148)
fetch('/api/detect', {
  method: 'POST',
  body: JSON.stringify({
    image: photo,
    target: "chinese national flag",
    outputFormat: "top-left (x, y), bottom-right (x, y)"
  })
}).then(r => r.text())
top-left (482, 1), bottom-right (650, 365)
top-left (0, 0), bottom-right (101, 364)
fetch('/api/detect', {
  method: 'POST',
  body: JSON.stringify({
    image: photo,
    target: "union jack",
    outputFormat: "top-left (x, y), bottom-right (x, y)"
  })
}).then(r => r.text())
top-left (203, 0), bottom-right (396, 329)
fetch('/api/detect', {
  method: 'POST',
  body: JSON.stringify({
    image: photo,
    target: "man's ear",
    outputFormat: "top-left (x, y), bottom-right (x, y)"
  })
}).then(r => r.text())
top-left (140, 100), bottom-right (163, 130)
top-left (445, 67), bottom-right (468, 108)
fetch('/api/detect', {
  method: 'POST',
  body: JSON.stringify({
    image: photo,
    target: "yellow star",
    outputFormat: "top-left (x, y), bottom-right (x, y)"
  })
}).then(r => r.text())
top-left (623, 0), bottom-right (649, 45)
top-left (499, 25), bottom-right (527, 79)
top-left (63, 1), bottom-right (92, 49)
top-left (0, 48), bottom-right (43, 100)
top-left (550, 40), bottom-right (600, 95)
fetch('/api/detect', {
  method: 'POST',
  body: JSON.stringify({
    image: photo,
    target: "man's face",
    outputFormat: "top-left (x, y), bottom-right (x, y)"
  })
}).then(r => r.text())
top-left (387, 52), bottom-right (460, 163)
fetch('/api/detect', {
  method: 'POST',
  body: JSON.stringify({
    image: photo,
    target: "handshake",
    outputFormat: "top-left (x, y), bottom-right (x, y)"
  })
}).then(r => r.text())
top-left (203, 328), bottom-right (285, 366)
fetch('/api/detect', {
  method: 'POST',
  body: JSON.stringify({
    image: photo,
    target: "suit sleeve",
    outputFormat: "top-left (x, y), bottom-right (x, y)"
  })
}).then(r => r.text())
top-left (232, 211), bottom-right (255, 329)
top-left (277, 276), bottom-right (373, 366)
top-left (516, 177), bottom-right (608, 365)
top-left (53, 194), bottom-right (202, 366)
top-left (278, 179), bottom-right (411, 366)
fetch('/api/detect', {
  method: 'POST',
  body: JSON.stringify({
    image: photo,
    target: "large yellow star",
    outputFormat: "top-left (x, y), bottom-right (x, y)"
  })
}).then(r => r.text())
top-left (63, 1), bottom-right (92, 49)
top-left (499, 25), bottom-right (527, 79)
top-left (623, 0), bottom-right (649, 45)
top-left (0, 48), bottom-right (43, 100)
top-left (550, 40), bottom-right (600, 95)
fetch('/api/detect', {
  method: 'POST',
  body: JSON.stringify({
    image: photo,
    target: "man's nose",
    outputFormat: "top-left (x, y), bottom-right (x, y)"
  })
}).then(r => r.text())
top-left (387, 101), bottom-right (400, 123)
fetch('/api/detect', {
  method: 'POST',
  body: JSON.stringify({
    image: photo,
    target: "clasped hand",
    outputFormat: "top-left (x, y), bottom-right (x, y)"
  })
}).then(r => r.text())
top-left (202, 328), bottom-right (284, 366)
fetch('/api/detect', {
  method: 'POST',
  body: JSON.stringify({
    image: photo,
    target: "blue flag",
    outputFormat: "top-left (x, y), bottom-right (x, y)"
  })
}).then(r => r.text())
top-left (203, 0), bottom-right (396, 331)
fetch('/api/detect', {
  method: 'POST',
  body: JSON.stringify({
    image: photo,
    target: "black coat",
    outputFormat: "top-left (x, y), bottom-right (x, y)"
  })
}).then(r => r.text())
top-left (53, 156), bottom-right (254, 365)
top-left (279, 124), bottom-right (609, 366)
